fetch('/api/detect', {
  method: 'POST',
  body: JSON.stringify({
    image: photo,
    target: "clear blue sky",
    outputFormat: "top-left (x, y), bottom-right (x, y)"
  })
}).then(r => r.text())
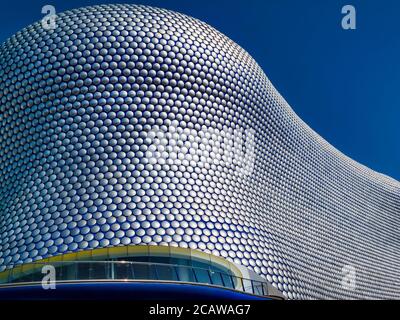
top-left (1, 0), bottom-right (399, 181)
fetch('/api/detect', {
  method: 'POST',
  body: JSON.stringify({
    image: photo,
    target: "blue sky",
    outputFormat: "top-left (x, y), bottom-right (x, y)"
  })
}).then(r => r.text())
top-left (1, 0), bottom-right (399, 181)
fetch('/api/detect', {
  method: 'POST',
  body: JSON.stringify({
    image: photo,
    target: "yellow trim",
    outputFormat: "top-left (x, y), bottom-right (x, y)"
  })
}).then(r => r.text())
top-left (76, 250), bottom-right (92, 261)
top-left (108, 246), bottom-right (128, 259)
top-left (169, 246), bottom-right (191, 259)
top-left (0, 245), bottom-right (243, 281)
top-left (127, 245), bottom-right (149, 257)
top-left (91, 247), bottom-right (109, 260)
top-left (148, 245), bottom-right (170, 257)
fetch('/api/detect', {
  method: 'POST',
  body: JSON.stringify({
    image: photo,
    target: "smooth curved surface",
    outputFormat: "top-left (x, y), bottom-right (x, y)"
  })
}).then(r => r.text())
top-left (0, 281), bottom-right (269, 300)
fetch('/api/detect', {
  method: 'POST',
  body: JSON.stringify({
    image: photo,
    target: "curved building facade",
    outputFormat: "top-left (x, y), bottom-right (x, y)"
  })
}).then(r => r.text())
top-left (0, 4), bottom-right (399, 299)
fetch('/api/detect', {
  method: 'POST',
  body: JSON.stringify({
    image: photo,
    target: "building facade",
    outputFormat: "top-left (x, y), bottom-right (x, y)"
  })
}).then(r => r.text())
top-left (0, 4), bottom-right (399, 299)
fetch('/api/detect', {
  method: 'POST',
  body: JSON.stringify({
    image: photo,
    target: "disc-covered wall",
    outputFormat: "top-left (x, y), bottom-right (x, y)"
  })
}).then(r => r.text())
top-left (0, 4), bottom-right (399, 299)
